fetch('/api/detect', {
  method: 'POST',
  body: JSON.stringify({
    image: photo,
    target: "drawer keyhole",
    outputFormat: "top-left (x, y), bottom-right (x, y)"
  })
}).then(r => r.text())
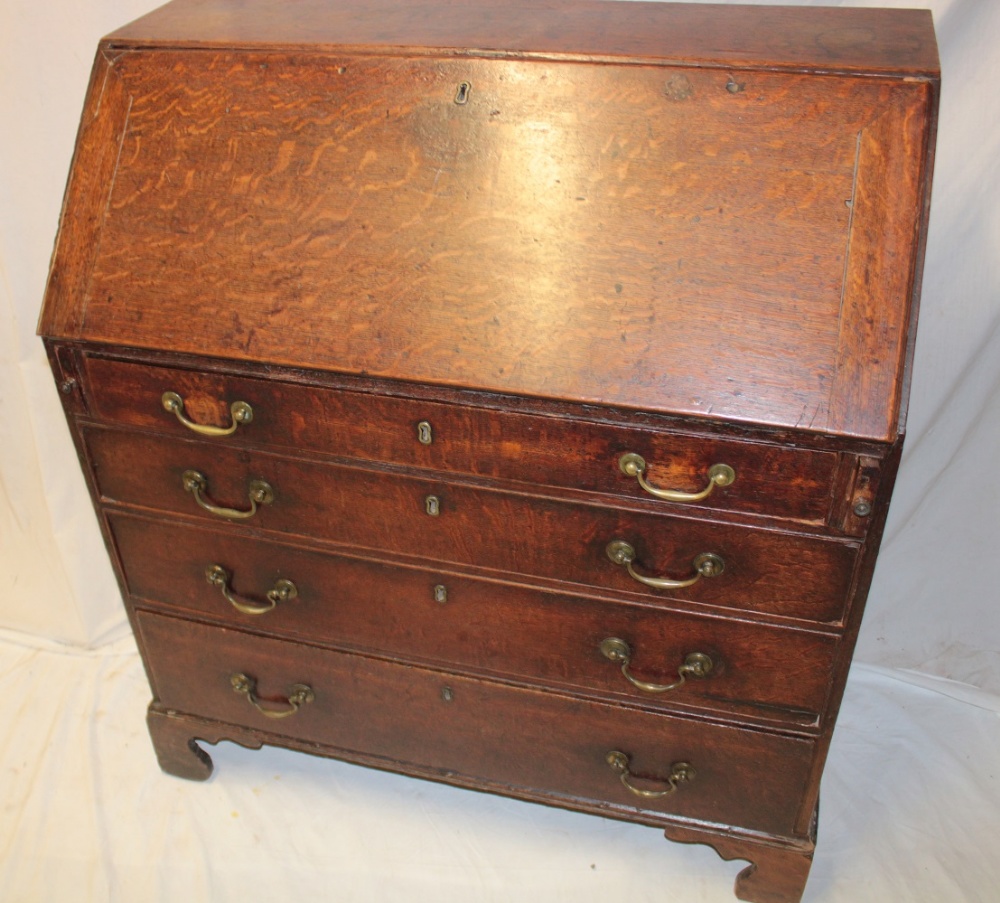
top-left (425, 495), bottom-right (441, 516)
top-left (454, 81), bottom-right (471, 105)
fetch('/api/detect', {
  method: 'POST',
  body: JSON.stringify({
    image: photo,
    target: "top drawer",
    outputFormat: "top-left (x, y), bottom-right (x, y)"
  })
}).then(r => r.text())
top-left (81, 355), bottom-right (841, 527)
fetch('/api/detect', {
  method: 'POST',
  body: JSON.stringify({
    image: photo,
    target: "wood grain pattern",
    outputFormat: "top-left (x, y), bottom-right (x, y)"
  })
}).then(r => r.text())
top-left (829, 88), bottom-right (933, 438)
top-left (664, 822), bottom-right (815, 903)
top-left (105, 0), bottom-right (938, 77)
top-left (85, 424), bottom-right (859, 622)
top-left (82, 354), bottom-right (843, 526)
top-left (111, 511), bottom-right (839, 727)
top-left (37, 5), bottom-right (939, 901)
top-left (39, 43), bottom-right (936, 438)
top-left (146, 705), bottom-right (216, 781)
top-left (137, 609), bottom-right (816, 838)
top-left (38, 49), bottom-right (130, 338)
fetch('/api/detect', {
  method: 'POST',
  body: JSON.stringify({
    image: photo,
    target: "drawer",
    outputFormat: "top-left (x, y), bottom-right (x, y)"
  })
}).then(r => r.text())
top-left (136, 610), bottom-right (815, 837)
top-left (81, 355), bottom-right (841, 525)
top-left (87, 426), bottom-right (858, 622)
top-left (111, 512), bottom-right (838, 726)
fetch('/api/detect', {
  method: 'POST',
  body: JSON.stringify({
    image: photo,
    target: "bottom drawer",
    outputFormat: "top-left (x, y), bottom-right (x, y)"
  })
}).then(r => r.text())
top-left (136, 611), bottom-right (815, 837)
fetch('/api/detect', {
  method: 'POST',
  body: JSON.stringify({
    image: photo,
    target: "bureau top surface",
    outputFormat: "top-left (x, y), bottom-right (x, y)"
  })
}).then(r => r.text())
top-left (105, 0), bottom-right (938, 76)
top-left (40, 0), bottom-right (938, 441)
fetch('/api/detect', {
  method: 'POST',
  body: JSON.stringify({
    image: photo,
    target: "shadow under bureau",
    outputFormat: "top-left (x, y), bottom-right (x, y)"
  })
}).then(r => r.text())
top-left (38, 2), bottom-right (939, 900)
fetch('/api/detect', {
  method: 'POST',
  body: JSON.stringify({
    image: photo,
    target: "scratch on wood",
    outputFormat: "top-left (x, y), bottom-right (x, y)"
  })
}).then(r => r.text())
top-left (837, 129), bottom-right (862, 325)
top-left (80, 91), bottom-right (133, 329)
top-left (96, 48), bottom-right (128, 119)
top-left (101, 93), bottom-right (133, 241)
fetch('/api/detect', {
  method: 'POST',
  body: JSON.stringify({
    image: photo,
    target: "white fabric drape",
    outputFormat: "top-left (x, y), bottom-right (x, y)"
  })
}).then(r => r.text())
top-left (1, 629), bottom-right (997, 901)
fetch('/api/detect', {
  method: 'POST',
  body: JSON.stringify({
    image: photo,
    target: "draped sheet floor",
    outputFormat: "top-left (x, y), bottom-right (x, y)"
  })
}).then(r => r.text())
top-left (2, 630), bottom-right (997, 903)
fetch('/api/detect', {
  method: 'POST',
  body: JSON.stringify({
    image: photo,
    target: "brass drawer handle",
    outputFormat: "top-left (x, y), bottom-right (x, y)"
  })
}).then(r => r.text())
top-left (182, 469), bottom-right (274, 520)
top-left (600, 638), bottom-right (713, 693)
top-left (206, 565), bottom-right (297, 615)
top-left (230, 673), bottom-right (314, 719)
top-left (606, 540), bottom-right (724, 590)
top-left (606, 750), bottom-right (695, 799)
top-left (619, 453), bottom-right (734, 502)
top-left (162, 391), bottom-right (253, 437)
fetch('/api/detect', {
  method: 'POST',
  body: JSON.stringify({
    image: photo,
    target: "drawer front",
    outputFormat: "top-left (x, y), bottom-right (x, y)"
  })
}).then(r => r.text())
top-left (87, 426), bottom-right (857, 622)
top-left (111, 513), bottom-right (837, 725)
top-left (82, 355), bottom-right (840, 525)
top-left (136, 610), bottom-right (815, 836)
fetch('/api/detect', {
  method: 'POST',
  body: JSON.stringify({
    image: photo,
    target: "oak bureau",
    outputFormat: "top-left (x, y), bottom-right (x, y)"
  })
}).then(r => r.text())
top-left (38, 1), bottom-right (939, 900)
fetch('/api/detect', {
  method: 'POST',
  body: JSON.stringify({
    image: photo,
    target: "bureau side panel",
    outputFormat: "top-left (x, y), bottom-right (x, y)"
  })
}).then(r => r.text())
top-left (828, 84), bottom-right (936, 439)
top-left (38, 49), bottom-right (131, 339)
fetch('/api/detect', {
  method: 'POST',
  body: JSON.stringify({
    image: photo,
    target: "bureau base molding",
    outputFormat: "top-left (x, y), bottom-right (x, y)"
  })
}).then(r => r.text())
top-left (664, 823), bottom-right (817, 903)
top-left (146, 705), bottom-right (232, 782)
top-left (147, 702), bottom-right (815, 903)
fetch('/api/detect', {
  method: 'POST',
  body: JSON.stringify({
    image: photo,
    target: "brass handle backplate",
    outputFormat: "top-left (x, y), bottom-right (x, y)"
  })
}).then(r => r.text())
top-left (619, 453), bottom-right (734, 502)
top-left (606, 750), bottom-right (695, 799)
top-left (206, 565), bottom-right (297, 615)
top-left (230, 673), bottom-right (314, 718)
top-left (182, 470), bottom-right (274, 520)
top-left (606, 540), bottom-right (724, 590)
top-left (162, 391), bottom-right (253, 437)
top-left (600, 638), bottom-right (713, 693)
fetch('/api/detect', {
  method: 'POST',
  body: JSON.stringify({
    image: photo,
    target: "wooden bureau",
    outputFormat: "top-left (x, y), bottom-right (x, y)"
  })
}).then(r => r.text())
top-left (38, 2), bottom-right (939, 900)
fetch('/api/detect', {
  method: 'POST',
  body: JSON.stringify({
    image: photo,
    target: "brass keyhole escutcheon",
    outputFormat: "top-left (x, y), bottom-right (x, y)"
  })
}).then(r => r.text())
top-left (425, 495), bottom-right (441, 516)
top-left (454, 81), bottom-right (471, 104)
top-left (417, 420), bottom-right (433, 445)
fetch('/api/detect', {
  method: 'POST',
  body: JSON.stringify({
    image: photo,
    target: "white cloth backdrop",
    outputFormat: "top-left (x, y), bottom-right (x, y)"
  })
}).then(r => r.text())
top-left (1, 1), bottom-right (999, 901)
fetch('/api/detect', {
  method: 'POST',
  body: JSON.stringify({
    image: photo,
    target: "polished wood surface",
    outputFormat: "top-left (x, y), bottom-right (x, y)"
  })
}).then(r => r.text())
top-left (664, 822), bottom-right (816, 903)
top-left (137, 609), bottom-right (816, 837)
top-left (106, 0), bottom-right (938, 76)
top-left (82, 354), bottom-right (843, 525)
top-left (111, 511), bottom-right (839, 727)
top-left (40, 33), bottom-right (937, 440)
top-left (39, 3), bottom-right (939, 901)
top-left (85, 424), bottom-right (858, 622)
